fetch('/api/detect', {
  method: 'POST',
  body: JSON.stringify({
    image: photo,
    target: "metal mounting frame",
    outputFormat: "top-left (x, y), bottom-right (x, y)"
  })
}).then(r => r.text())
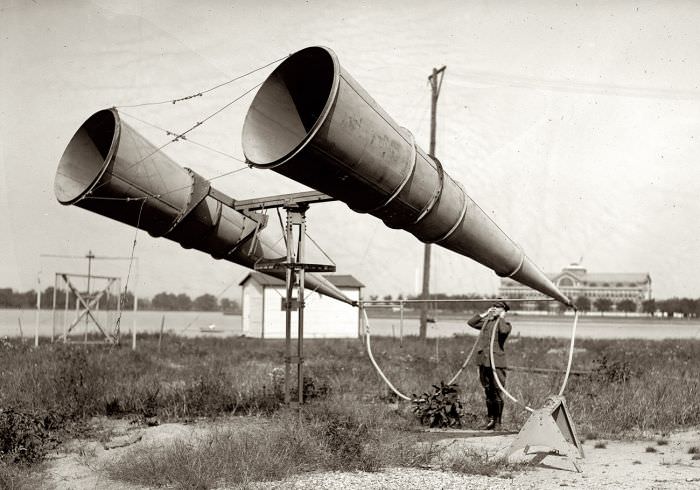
top-left (242, 190), bottom-right (336, 406)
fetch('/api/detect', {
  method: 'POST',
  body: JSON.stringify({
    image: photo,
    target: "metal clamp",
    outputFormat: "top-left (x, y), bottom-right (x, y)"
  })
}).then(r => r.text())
top-left (411, 155), bottom-right (445, 225)
top-left (433, 180), bottom-right (469, 244)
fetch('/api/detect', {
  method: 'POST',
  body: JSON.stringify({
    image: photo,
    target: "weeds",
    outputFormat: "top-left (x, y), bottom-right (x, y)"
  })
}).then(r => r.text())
top-left (646, 446), bottom-right (658, 453)
top-left (594, 441), bottom-right (607, 449)
top-left (442, 448), bottom-right (532, 477)
top-left (1, 333), bottom-right (700, 478)
top-left (105, 401), bottom-right (428, 488)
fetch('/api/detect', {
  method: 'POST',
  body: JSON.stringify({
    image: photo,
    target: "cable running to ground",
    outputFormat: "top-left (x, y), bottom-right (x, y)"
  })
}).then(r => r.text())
top-left (114, 198), bottom-right (147, 340)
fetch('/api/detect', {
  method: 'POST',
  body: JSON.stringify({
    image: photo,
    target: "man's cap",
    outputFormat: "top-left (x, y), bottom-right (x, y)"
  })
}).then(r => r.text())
top-left (492, 300), bottom-right (510, 311)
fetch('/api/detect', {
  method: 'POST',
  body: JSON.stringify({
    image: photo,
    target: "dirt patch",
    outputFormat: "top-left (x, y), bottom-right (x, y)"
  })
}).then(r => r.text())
top-left (38, 420), bottom-right (700, 489)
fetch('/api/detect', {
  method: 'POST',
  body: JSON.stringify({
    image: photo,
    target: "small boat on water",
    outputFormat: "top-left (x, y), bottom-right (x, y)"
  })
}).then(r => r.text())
top-left (200, 324), bottom-right (223, 333)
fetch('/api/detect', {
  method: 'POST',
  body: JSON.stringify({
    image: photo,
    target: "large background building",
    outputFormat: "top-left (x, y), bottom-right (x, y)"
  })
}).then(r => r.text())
top-left (499, 264), bottom-right (652, 312)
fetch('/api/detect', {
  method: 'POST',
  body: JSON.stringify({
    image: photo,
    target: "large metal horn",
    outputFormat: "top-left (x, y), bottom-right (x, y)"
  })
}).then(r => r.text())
top-left (242, 46), bottom-right (572, 306)
top-left (54, 108), bottom-right (352, 305)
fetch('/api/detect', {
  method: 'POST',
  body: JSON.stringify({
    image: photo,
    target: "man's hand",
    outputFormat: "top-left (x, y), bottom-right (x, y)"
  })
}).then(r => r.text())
top-left (481, 307), bottom-right (496, 318)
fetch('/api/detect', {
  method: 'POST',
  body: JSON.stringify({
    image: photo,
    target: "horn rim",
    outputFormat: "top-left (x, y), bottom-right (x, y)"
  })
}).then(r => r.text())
top-left (55, 108), bottom-right (121, 205)
top-left (242, 46), bottom-right (340, 169)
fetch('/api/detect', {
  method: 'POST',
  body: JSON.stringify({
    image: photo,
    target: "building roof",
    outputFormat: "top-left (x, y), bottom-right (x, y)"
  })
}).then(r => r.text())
top-left (239, 272), bottom-right (364, 288)
top-left (323, 274), bottom-right (365, 288)
top-left (501, 270), bottom-right (651, 287)
top-left (576, 273), bottom-right (650, 284)
top-left (239, 272), bottom-right (284, 287)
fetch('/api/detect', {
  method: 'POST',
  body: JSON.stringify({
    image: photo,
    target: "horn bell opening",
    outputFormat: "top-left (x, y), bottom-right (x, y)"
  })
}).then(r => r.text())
top-left (242, 46), bottom-right (339, 167)
top-left (55, 109), bottom-right (119, 205)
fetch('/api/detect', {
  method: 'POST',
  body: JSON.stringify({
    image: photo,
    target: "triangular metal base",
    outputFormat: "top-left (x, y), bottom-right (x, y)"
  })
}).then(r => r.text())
top-left (505, 395), bottom-right (584, 472)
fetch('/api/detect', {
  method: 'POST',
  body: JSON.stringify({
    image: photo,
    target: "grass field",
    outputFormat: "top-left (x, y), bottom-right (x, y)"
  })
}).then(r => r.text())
top-left (1, 332), bottom-right (699, 487)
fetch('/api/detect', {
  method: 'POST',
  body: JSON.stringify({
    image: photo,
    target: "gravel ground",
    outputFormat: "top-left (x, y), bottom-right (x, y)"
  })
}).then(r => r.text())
top-left (41, 422), bottom-right (700, 489)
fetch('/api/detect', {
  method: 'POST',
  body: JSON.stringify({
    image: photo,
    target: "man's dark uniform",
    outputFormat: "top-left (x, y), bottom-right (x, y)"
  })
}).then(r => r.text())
top-left (468, 303), bottom-right (512, 430)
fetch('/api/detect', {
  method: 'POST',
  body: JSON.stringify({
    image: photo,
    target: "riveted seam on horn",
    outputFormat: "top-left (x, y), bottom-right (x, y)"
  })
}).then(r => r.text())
top-left (410, 155), bottom-right (445, 226)
top-left (364, 128), bottom-right (418, 214)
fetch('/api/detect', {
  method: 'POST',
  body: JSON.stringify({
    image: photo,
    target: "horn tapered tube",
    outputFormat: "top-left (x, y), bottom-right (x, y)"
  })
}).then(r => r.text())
top-left (242, 46), bottom-right (572, 306)
top-left (54, 108), bottom-right (352, 305)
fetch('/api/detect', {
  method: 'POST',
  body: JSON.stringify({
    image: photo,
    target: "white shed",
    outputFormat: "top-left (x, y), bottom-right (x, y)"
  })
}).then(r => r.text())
top-left (239, 272), bottom-right (363, 339)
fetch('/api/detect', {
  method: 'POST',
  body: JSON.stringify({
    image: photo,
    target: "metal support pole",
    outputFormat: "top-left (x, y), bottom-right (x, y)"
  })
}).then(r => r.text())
top-left (63, 285), bottom-right (69, 342)
top-left (51, 278), bottom-right (57, 342)
top-left (399, 302), bottom-right (404, 346)
top-left (85, 250), bottom-right (94, 339)
top-left (74, 298), bottom-right (79, 341)
top-left (283, 210), bottom-right (295, 405)
top-left (132, 261), bottom-right (138, 350)
top-left (34, 274), bottom-right (40, 347)
top-left (297, 207), bottom-right (307, 406)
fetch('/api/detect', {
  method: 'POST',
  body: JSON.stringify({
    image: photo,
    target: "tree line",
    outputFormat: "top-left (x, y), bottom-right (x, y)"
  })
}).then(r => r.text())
top-left (0, 287), bottom-right (241, 313)
top-left (371, 293), bottom-right (700, 318)
top-left (3, 286), bottom-right (699, 317)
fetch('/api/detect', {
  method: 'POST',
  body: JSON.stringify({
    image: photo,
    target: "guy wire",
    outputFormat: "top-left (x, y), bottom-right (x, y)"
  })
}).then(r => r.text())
top-left (116, 55), bottom-right (287, 109)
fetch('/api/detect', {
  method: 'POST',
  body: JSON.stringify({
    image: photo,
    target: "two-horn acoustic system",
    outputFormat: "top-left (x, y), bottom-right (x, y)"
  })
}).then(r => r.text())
top-left (53, 108), bottom-right (351, 304)
top-left (55, 46), bottom-right (571, 307)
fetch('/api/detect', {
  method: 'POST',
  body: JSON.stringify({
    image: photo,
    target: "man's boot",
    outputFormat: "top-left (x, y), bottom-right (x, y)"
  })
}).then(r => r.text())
top-left (482, 401), bottom-right (497, 430)
top-left (493, 400), bottom-right (504, 431)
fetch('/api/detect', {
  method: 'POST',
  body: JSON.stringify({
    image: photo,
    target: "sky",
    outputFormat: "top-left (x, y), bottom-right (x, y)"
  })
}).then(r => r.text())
top-left (1, 0), bottom-right (699, 301)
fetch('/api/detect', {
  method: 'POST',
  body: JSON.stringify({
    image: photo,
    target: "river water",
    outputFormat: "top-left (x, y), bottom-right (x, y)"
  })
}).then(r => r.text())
top-left (2, 309), bottom-right (699, 341)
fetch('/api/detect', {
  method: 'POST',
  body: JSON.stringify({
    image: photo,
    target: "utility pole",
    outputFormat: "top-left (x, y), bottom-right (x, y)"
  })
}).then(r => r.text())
top-left (419, 65), bottom-right (446, 340)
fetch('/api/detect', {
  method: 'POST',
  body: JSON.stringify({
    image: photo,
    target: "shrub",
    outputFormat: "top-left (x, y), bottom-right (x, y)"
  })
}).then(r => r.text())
top-left (594, 356), bottom-right (635, 383)
top-left (0, 409), bottom-right (63, 465)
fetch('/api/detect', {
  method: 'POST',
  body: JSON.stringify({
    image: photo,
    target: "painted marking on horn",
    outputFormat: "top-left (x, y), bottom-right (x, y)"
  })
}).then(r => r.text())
top-left (364, 127), bottom-right (418, 213)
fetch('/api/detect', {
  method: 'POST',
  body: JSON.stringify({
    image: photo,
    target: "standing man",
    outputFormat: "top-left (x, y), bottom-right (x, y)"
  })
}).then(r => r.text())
top-left (468, 300), bottom-right (512, 430)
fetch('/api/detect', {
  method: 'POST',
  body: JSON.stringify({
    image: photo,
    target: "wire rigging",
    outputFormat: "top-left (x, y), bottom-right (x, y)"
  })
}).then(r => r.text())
top-left (119, 111), bottom-right (248, 164)
top-left (112, 81), bottom-right (263, 178)
top-left (115, 56), bottom-right (287, 109)
top-left (114, 198), bottom-right (147, 340)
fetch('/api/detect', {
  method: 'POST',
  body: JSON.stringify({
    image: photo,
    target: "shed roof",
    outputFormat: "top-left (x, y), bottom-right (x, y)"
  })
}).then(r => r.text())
top-left (324, 274), bottom-right (364, 288)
